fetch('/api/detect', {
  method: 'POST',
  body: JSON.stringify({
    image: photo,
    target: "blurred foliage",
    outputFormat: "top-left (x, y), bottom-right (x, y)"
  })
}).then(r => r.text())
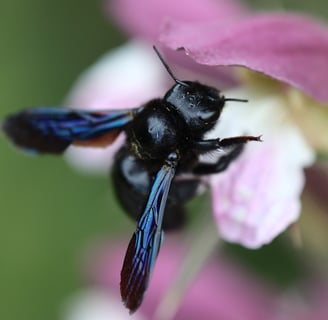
top-left (0, 1), bottom-right (327, 320)
top-left (0, 1), bottom-right (127, 319)
top-left (247, 0), bottom-right (328, 18)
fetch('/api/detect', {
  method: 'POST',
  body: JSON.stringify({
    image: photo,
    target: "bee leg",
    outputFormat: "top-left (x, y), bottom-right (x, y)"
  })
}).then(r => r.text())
top-left (193, 144), bottom-right (244, 175)
top-left (192, 135), bottom-right (262, 152)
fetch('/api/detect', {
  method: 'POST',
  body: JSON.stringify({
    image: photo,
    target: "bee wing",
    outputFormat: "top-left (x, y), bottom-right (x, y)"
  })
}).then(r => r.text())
top-left (2, 107), bottom-right (138, 154)
top-left (120, 161), bottom-right (176, 313)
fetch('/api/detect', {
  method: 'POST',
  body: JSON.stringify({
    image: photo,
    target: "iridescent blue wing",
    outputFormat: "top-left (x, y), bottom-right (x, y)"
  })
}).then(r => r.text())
top-left (2, 107), bottom-right (139, 154)
top-left (120, 161), bottom-right (176, 313)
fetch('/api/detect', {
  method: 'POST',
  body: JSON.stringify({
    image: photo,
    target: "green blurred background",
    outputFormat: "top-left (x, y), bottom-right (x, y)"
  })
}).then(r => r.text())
top-left (0, 1), bottom-right (327, 319)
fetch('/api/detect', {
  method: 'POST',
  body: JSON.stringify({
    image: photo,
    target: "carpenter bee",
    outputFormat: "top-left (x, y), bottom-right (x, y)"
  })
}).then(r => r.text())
top-left (2, 46), bottom-right (261, 313)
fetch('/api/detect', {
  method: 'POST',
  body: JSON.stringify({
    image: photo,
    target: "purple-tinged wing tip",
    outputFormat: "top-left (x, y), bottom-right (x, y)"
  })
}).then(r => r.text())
top-left (120, 233), bottom-right (149, 313)
top-left (2, 110), bottom-right (69, 154)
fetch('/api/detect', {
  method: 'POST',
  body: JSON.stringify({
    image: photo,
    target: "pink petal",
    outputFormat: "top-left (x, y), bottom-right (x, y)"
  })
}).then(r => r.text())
top-left (161, 13), bottom-right (328, 103)
top-left (277, 280), bottom-right (328, 320)
top-left (211, 127), bottom-right (314, 248)
top-left (62, 290), bottom-right (144, 320)
top-left (105, 0), bottom-right (247, 41)
top-left (87, 238), bottom-right (276, 320)
top-left (205, 88), bottom-right (315, 248)
top-left (66, 42), bottom-right (166, 110)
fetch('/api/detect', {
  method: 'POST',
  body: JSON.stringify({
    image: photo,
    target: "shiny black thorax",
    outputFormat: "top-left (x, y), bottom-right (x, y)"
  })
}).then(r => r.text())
top-left (113, 81), bottom-right (226, 230)
top-left (127, 81), bottom-right (225, 163)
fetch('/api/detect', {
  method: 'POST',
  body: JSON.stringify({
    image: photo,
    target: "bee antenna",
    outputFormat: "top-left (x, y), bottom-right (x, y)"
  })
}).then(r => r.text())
top-left (153, 46), bottom-right (187, 86)
top-left (224, 98), bottom-right (248, 103)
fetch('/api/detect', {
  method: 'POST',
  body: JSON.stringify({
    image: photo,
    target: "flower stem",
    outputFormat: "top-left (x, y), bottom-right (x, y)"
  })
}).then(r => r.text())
top-left (153, 207), bottom-right (221, 320)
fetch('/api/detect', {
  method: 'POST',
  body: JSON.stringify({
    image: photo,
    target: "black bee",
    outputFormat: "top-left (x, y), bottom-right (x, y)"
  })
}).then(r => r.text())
top-left (2, 46), bottom-right (261, 313)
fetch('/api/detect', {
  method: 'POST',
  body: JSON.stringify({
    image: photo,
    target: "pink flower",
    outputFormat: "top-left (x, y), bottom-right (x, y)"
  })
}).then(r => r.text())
top-left (64, 0), bottom-right (328, 248)
top-left (104, 0), bottom-right (248, 41)
top-left (62, 239), bottom-right (277, 320)
top-left (273, 279), bottom-right (328, 320)
top-left (62, 240), bottom-right (328, 320)
top-left (207, 95), bottom-right (314, 248)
